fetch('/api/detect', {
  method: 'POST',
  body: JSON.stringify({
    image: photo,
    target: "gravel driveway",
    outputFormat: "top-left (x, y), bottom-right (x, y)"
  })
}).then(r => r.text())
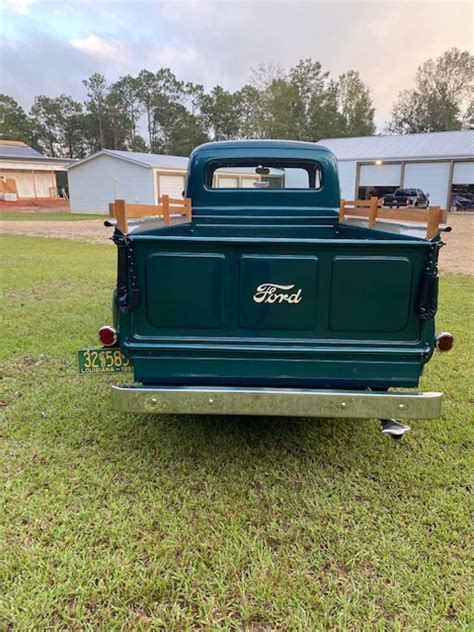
top-left (2, 213), bottom-right (473, 274)
top-left (437, 213), bottom-right (474, 275)
top-left (0, 219), bottom-right (111, 243)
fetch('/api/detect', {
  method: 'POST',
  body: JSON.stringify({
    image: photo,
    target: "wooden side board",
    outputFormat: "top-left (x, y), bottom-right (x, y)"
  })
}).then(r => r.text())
top-left (339, 198), bottom-right (446, 240)
top-left (111, 195), bottom-right (192, 234)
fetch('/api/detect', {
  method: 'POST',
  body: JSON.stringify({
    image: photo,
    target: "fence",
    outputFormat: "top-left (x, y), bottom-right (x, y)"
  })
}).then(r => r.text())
top-left (109, 195), bottom-right (192, 234)
top-left (339, 197), bottom-right (447, 240)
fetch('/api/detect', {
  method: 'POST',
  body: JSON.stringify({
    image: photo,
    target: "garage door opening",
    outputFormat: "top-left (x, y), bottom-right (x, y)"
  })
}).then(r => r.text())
top-left (450, 161), bottom-right (474, 211)
top-left (358, 185), bottom-right (398, 200)
top-left (358, 163), bottom-right (401, 201)
top-left (157, 173), bottom-right (185, 199)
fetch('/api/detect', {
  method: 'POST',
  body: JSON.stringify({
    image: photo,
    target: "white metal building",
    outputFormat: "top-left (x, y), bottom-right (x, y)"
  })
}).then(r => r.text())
top-left (68, 150), bottom-right (189, 214)
top-left (318, 130), bottom-right (474, 210)
top-left (0, 140), bottom-right (73, 199)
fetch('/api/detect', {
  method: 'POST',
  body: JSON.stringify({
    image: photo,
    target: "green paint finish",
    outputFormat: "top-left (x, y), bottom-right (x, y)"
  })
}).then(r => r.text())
top-left (131, 355), bottom-right (423, 389)
top-left (329, 257), bottom-right (412, 332)
top-left (145, 252), bottom-right (226, 329)
top-left (114, 140), bottom-right (441, 390)
top-left (239, 255), bottom-right (318, 330)
top-left (186, 140), bottom-right (340, 217)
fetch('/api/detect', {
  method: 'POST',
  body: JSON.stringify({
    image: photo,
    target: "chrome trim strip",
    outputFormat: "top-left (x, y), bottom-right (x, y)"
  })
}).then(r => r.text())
top-left (124, 342), bottom-right (429, 355)
top-left (111, 385), bottom-right (442, 419)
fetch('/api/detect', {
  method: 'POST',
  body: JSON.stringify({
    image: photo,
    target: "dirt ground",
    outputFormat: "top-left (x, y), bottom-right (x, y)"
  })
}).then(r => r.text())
top-left (437, 213), bottom-right (474, 274)
top-left (1, 211), bottom-right (473, 274)
top-left (0, 219), bottom-right (110, 243)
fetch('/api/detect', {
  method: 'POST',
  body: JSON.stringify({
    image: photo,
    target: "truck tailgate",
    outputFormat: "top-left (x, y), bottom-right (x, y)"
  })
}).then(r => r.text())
top-left (119, 230), bottom-right (433, 389)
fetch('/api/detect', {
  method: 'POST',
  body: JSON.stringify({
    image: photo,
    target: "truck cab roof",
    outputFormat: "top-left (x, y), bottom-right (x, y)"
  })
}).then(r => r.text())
top-left (186, 139), bottom-right (340, 214)
top-left (191, 139), bottom-right (335, 153)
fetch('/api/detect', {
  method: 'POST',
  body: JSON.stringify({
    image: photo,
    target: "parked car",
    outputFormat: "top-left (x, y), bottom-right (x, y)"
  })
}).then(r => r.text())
top-left (383, 188), bottom-right (430, 208)
top-left (450, 193), bottom-right (473, 211)
top-left (79, 140), bottom-right (453, 439)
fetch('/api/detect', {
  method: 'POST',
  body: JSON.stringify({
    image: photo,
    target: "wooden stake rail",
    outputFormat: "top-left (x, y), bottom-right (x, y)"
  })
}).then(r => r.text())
top-left (339, 197), bottom-right (447, 240)
top-left (110, 195), bottom-right (192, 234)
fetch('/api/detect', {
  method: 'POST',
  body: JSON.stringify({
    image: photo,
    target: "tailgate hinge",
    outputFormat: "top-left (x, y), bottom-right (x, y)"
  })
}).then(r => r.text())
top-left (112, 233), bottom-right (140, 314)
top-left (418, 241), bottom-right (443, 320)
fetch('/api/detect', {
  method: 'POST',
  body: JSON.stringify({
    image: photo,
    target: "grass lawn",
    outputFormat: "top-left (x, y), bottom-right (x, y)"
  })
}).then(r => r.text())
top-left (1, 235), bottom-right (473, 630)
top-left (0, 212), bottom-right (105, 221)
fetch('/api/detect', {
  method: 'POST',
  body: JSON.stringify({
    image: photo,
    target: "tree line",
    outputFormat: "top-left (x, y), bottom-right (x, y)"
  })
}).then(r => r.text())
top-left (0, 48), bottom-right (471, 159)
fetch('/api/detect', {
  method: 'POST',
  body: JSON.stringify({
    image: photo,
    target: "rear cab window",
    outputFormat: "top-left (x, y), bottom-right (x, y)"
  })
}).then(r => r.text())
top-left (206, 160), bottom-right (322, 191)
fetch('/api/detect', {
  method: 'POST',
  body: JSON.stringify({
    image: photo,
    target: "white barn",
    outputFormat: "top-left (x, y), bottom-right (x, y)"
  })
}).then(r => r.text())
top-left (68, 150), bottom-right (189, 214)
top-left (318, 130), bottom-right (474, 210)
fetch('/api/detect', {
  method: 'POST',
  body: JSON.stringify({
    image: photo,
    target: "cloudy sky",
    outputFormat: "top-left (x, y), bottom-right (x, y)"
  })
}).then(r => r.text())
top-left (1, 0), bottom-right (472, 129)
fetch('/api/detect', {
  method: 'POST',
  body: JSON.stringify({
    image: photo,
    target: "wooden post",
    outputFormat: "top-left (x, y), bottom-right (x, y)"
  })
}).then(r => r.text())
top-left (339, 199), bottom-right (346, 224)
top-left (426, 206), bottom-right (441, 240)
top-left (115, 199), bottom-right (128, 234)
top-left (108, 202), bottom-right (114, 218)
top-left (184, 198), bottom-right (192, 221)
top-left (162, 194), bottom-right (170, 225)
top-left (368, 196), bottom-right (378, 227)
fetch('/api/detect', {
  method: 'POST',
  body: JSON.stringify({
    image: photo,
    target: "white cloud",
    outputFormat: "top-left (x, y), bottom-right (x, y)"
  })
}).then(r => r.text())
top-left (70, 34), bottom-right (122, 60)
top-left (4, 0), bottom-right (39, 14)
top-left (4, 0), bottom-right (473, 133)
top-left (153, 46), bottom-right (198, 67)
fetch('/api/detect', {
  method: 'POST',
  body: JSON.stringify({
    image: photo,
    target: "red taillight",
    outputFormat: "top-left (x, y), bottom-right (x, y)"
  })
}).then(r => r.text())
top-left (436, 332), bottom-right (454, 352)
top-left (98, 326), bottom-right (117, 347)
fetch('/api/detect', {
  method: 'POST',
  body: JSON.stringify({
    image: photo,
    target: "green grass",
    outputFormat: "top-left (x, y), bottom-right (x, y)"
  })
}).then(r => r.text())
top-left (1, 235), bottom-right (473, 631)
top-left (0, 211), bottom-right (105, 221)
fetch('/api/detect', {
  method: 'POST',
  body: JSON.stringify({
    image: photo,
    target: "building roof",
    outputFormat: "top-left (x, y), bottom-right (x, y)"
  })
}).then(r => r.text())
top-left (318, 130), bottom-right (474, 161)
top-left (69, 149), bottom-right (189, 170)
top-left (0, 141), bottom-right (76, 169)
top-left (0, 140), bottom-right (44, 159)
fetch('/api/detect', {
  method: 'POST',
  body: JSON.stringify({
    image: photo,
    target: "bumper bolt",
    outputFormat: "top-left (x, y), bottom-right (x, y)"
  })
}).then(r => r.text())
top-left (147, 397), bottom-right (158, 409)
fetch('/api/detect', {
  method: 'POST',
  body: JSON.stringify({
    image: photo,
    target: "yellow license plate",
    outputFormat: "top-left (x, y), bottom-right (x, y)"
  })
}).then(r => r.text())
top-left (77, 348), bottom-right (133, 374)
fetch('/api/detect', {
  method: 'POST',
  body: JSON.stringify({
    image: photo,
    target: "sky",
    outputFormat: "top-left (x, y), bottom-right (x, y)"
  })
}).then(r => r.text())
top-left (1, 0), bottom-right (472, 131)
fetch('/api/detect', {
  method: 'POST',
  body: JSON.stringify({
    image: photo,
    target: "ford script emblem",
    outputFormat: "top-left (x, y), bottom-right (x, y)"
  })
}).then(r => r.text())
top-left (253, 283), bottom-right (302, 305)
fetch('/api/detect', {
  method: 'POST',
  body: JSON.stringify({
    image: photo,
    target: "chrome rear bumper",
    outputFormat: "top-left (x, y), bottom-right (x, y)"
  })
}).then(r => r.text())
top-left (111, 385), bottom-right (442, 419)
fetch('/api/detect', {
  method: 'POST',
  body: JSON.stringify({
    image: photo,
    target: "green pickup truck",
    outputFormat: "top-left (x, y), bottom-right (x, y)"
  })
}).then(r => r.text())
top-left (79, 140), bottom-right (453, 439)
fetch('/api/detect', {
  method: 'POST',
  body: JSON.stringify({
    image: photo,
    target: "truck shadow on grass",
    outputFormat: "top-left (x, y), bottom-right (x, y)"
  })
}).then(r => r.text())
top-left (99, 409), bottom-right (422, 527)
top-left (111, 411), bottom-right (401, 478)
